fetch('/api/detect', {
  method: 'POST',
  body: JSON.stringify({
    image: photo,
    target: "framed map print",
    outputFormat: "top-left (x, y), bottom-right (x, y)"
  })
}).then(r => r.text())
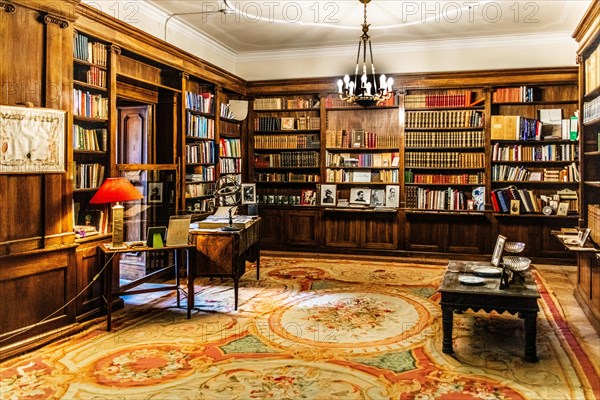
top-left (0, 105), bottom-right (66, 173)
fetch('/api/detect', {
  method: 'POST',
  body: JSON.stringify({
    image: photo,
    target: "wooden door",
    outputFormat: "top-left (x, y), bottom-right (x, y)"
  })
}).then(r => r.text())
top-left (118, 105), bottom-right (151, 165)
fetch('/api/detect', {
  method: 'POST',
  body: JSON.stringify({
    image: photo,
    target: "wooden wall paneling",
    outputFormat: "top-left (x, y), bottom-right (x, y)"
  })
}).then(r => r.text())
top-left (156, 90), bottom-right (180, 165)
top-left (363, 212), bottom-right (398, 250)
top-left (446, 215), bottom-right (489, 254)
top-left (258, 208), bottom-right (284, 246)
top-left (75, 237), bottom-right (107, 320)
top-left (323, 211), bottom-right (362, 248)
top-left (404, 213), bottom-right (445, 253)
top-left (284, 210), bottom-right (320, 246)
top-left (538, 219), bottom-right (578, 259)
top-left (496, 219), bottom-right (534, 257)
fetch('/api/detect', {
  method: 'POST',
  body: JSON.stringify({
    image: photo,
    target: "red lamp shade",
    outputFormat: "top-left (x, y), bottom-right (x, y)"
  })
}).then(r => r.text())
top-left (89, 177), bottom-right (143, 204)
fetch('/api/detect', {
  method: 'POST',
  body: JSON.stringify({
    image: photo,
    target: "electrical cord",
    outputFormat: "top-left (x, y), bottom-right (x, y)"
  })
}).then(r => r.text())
top-left (0, 250), bottom-right (117, 345)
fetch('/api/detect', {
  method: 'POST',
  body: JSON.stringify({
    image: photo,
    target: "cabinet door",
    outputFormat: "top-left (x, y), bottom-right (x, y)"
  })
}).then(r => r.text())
top-left (404, 214), bottom-right (445, 252)
top-left (363, 212), bottom-right (398, 250)
top-left (324, 211), bottom-right (362, 248)
top-left (285, 210), bottom-right (320, 246)
top-left (446, 215), bottom-right (489, 254)
top-left (75, 240), bottom-right (106, 320)
top-left (258, 208), bottom-right (285, 246)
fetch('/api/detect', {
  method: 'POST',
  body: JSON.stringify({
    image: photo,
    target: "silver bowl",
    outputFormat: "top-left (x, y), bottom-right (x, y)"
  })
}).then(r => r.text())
top-left (504, 242), bottom-right (525, 254)
top-left (503, 256), bottom-right (531, 272)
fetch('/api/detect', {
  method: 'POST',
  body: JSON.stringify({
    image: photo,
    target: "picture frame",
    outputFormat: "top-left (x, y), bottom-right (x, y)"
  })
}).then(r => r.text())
top-left (0, 105), bottom-right (66, 173)
top-left (370, 188), bottom-right (385, 207)
top-left (241, 183), bottom-right (257, 204)
top-left (510, 199), bottom-right (520, 215)
top-left (491, 234), bottom-right (507, 267)
top-left (350, 188), bottom-right (371, 205)
top-left (146, 226), bottom-right (167, 248)
top-left (385, 185), bottom-right (399, 208)
top-left (556, 202), bottom-right (569, 216)
top-left (578, 228), bottom-right (591, 247)
top-left (281, 117), bottom-right (295, 130)
top-left (351, 129), bottom-right (365, 148)
top-left (301, 189), bottom-right (315, 205)
top-left (320, 184), bottom-right (337, 206)
top-left (166, 215), bottom-right (191, 246)
top-left (148, 182), bottom-right (163, 203)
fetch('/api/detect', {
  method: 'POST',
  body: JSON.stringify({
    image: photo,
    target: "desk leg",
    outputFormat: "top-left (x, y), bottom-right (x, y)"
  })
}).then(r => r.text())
top-left (441, 305), bottom-right (454, 355)
top-left (187, 249), bottom-right (195, 319)
top-left (522, 311), bottom-right (539, 363)
top-left (175, 250), bottom-right (181, 308)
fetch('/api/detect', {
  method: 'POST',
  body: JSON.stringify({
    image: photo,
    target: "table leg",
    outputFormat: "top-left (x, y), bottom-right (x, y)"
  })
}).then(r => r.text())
top-left (522, 311), bottom-right (538, 363)
top-left (186, 249), bottom-right (195, 319)
top-left (175, 249), bottom-right (181, 308)
top-left (255, 243), bottom-right (260, 280)
top-left (441, 304), bottom-right (454, 354)
top-left (105, 254), bottom-right (114, 332)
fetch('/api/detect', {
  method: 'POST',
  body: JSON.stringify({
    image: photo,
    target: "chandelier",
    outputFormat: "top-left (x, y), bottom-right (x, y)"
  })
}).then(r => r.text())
top-left (337, 0), bottom-right (393, 108)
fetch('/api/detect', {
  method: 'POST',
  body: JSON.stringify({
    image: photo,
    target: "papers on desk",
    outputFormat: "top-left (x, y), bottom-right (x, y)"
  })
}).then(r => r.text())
top-left (191, 214), bottom-right (258, 229)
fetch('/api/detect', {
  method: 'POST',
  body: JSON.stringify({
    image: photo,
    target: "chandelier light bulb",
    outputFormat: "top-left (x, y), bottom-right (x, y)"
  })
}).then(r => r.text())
top-left (337, 79), bottom-right (344, 93)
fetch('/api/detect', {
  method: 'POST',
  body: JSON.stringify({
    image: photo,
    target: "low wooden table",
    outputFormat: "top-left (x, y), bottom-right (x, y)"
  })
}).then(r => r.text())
top-left (438, 260), bottom-right (541, 363)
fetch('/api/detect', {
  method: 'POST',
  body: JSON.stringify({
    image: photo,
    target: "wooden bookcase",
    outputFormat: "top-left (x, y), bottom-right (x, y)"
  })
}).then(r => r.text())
top-left (217, 89), bottom-right (245, 185)
top-left (573, 0), bottom-right (600, 334)
top-left (250, 95), bottom-right (321, 206)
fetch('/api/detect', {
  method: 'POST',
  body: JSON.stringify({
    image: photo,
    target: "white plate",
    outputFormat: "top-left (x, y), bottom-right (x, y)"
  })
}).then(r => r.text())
top-left (458, 276), bottom-right (486, 285)
top-left (564, 238), bottom-right (581, 245)
top-left (472, 266), bottom-right (502, 277)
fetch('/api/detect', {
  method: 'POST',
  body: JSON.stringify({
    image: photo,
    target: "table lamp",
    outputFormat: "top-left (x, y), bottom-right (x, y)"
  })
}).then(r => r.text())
top-left (89, 177), bottom-right (143, 249)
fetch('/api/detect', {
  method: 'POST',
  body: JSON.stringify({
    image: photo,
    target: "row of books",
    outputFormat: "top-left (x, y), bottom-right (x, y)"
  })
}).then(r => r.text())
top-left (184, 182), bottom-right (214, 198)
top-left (583, 96), bottom-right (600, 124)
top-left (254, 172), bottom-right (320, 183)
top-left (219, 158), bottom-right (242, 174)
top-left (73, 162), bottom-right (104, 189)
top-left (491, 164), bottom-right (579, 182)
top-left (74, 65), bottom-right (106, 88)
top-left (326, 152), bottom-right (399, 168)
top-left (492, 86), bottom-right (541, 103)
top-left (73, 89), bottom-right (108, 119)
top-left (186, 142), bottom-right (216, 164)
top-left (186, 113), bottom-right (215, 139)
top-left (254, 151), bottom-right (320, 168)
top-left (220, 102), bottom-right (234, 119)
top-left (325, 169), bottom-right (399, 184)
top-left (219, 138), bottom-right (241, 158)
top-left (405, 187), bottom-right (468, 210)
top-left (325, 129), bottom-right (400, 149)
top-left (254, 116), bottom-right (320, 131)
top-left (405, 171), bottom-right (485, 185)
top-left (404, 91), bottom-right (480, 109)
top-left (74, 207), bottom-right (108, 237)
top-left (491, 186), bottom-right (539, 213)
top-left (491, 115), bottom-right (578, 141)
top-left (491, 143), bottom-right (579, 162)
top-left (73, 33), bottom-right (106, 66)
top-left (254, 134), bottom-right (320, 150)
top-left (254, 97), bottom-right (320, 110)
top-left (405, 110), bottom-right (483, 129)
top-left (73, 126), bottom-right (107, 152)
top-left (186, 165), bottom-right (215, 182)
top-left (584, 45), bottom-right (599, 95)
top-left (186, 91), bottom-right (214, 113)
top-left (220, 120), bottom-right (241, 136)
top-left (404, 152), bottom-right (485, 168)
top-left (405, 131), bottom-right (484, 148)
top-left (323, 94), bottom-right (399, 108)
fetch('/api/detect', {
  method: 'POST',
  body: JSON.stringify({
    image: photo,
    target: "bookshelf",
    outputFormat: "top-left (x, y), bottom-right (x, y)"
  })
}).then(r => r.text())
top-left (490, 83), bottom-right (579, 216)
top-left (251, 95), bottom-right (321, 206)
top-left (72, 30), bottom-right (110, 235)
top-left (403, 89), bottom-right (485, 212)
top-left (183, 79), bottom-right (217, 215)
top-left (218, 90), bottom-right (245, 185)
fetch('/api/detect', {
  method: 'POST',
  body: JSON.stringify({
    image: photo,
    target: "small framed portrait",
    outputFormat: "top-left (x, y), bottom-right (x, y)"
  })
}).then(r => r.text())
top-left (578, 228), bottom-right (591, 247)
top-left (556, 202), bottom-right (569, 216)
top-left (491, 234), bottom-right (507, 267)
top-left (147, 182), bottom-right (163, 204)
top-left (241, 183), bottom-right (257, 204)
top-left (350, 188), bottom-right (371, 205)
top-left (281, 117), bottom-right (295, 130)
top-left (370, 188), bottom-right (385, 207)
top-left (385, 185), bottom-right (399, 208)
top-left (320, 184), bottom-right (337, 206)
top-left (351, 129), bottom-right (365, 148)
top-left (301, 189), bottom-right (315, 205)
top-left (510, 199), bottom-right (520, 215)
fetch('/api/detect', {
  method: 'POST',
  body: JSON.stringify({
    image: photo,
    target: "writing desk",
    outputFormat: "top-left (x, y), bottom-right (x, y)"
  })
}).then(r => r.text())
top-left (98, 243), bottom-right (197, 332)
top-left (189, 217), bottom-right (260, 310)
top-left (438, 260), bottom-right (540, 362)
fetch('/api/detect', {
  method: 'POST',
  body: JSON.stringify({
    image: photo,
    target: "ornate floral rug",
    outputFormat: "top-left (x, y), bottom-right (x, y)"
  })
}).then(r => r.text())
top-left (1, 255), bottom-right (599, 399)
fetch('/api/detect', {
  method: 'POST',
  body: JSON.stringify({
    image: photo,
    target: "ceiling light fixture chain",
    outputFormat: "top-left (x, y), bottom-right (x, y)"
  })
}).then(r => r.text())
top-left (337, 0), bottom-right (393, 108)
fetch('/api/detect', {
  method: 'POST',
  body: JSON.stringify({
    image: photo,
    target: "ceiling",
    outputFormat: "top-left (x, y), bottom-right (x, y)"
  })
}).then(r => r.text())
top-left (146, 0), bottom-right (592, 55)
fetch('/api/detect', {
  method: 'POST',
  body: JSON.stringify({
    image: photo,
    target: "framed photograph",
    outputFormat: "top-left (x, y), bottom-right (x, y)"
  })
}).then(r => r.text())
top-left (146, 226), bottom-right (167, 248)
top-left (166, 215), bottom-right (192, 246)
top-left (370, 188), bottom-right (385, 207)
top-left (320, 184), bottom-right (337, 206)
top-left (556, 202), bottom-right (569, 216)
top-left (241, 183), bottom-right (257, 204)
top-left (491, 234), bottom-right (507, 267)
top-left (350, 188), bottom-right (371, 205)
top-left (281, 117), bottom-right (295, 130)
top-left (301, 189), bottom-right (315, 205)
top-left (385, 185), bottom-right (399, 208)
top-left (578, 228), bottom-right (591, 247)
top-left (148, 182), bottom-right (163, 203)
top-left (510, 199), bottom-right (520, 215)
top-left (351, 129), bottom-right (365, 148)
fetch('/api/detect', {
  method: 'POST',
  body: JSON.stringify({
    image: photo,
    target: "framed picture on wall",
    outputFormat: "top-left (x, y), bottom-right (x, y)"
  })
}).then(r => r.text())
top-left (242, 183), bottom-right (257, 204)
top-left (148, 182), bottom-right (163, 204)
